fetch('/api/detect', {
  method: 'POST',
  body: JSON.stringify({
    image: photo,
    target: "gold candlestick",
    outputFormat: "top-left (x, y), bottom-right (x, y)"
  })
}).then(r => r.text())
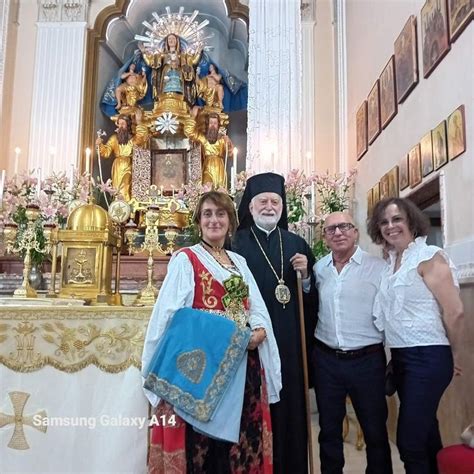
top-left (124, 204), bottom-right (175, 306)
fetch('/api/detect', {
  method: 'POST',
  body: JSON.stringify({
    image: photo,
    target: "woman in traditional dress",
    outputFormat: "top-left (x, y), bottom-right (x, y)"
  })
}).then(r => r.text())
top-left (142, 191), bottom-right (282, 473)
top-left (367, 197), bottom-right (464, 472)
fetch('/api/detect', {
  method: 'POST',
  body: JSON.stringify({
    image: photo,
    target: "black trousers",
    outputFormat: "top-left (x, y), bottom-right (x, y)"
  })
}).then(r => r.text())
top-left (391, 345), bottom-right (453, 474)
top-left (312, 343), bottom-right (393, 474)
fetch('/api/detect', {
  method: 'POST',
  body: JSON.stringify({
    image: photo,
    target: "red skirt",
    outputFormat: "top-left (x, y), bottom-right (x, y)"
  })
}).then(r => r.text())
top-left (148, 350), bottom-right (273, 473)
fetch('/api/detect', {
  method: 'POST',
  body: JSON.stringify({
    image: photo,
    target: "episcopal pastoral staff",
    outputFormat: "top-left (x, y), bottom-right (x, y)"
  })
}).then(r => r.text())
top-left (233, 173), bottom-right (318, 474)
top-left (307, 211), bottom-right (392, 473)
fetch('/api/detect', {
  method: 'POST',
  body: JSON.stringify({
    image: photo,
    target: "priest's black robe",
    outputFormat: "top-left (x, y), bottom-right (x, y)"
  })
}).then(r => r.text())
top-left (232, 225), bottom-right (318, 474)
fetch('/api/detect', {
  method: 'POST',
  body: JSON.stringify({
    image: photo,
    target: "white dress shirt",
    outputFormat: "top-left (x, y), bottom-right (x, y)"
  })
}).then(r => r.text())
top-left (373, 237), bottom-right (457, 348)
top-left (313, 246), bottom-right (386, 350)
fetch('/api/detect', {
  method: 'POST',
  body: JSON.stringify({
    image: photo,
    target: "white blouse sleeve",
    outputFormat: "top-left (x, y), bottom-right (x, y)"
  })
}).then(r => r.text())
top-left (141, 251), bottom-right (194, 405)
top-left (232, 253), bottom-right (282, 404)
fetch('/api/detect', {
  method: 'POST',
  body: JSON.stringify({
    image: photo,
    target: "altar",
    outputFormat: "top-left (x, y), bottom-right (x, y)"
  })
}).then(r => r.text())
top-left (0, 305), bottom-right (152, 473)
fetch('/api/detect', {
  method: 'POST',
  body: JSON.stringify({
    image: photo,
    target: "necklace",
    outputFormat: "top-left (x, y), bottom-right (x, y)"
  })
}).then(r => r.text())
top-left (201, 238), bottom-right (224, 256)
top-left (200, 241), bottom-right (241, 276)
top-left (251, 227), bottom-right (291, 308)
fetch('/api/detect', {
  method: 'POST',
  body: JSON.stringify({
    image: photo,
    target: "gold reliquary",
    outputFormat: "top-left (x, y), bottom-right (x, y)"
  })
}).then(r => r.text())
top-left (54, 202), bottom-right (121, 305)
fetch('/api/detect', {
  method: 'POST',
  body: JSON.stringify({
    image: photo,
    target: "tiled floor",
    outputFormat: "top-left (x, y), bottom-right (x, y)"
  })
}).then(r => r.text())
top-left (310, 404), bottom-right (404, 473)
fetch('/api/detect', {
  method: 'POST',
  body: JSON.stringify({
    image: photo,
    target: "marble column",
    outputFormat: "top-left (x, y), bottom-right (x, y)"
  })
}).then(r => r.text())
top-left (28, 0), bottom-right (89, 175)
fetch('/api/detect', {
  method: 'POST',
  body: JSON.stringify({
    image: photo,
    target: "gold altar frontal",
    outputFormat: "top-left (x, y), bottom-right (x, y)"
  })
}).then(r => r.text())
top-left (0, 305), bottom-right (152, 373)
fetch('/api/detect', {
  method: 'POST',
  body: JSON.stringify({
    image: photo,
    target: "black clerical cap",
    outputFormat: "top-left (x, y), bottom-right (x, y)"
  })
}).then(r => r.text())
top-left (237, 172), bottom-right (288, 230)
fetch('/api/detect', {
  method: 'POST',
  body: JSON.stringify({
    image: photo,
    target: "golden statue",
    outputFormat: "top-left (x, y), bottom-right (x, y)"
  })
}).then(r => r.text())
top-left (140, 33), bottom-right (201, 108)
top-left (96, 112), bottom-right (149, 201)
top-left (197, 64), bottom-right (225, 110)
top-left (114, 63), bottom-right (148, 110)
top-left (184, 113), bottom-right (232, 189)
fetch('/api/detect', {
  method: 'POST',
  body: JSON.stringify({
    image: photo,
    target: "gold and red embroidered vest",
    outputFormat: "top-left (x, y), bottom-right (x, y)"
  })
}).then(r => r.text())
top-left (179, 248), bottom-right (249, 315)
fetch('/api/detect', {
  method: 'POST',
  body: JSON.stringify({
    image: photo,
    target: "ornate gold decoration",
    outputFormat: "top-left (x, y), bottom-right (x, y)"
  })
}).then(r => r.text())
top-left (2, 205), bottom-right (55, 299)
top-left (54, 202), bottom-right (122, 305)
top-left (198, 271), bottom-right (218, 309)
top-left (177, 349), bottom-right (206, 384)
top-left (0, 392), bottom-right (47, 450)
top-left (0, 307), bottom-right (150, 373)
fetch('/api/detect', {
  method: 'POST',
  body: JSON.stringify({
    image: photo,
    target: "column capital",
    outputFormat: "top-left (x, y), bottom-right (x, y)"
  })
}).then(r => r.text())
top-left (38, 0), bottom-right (89, 23)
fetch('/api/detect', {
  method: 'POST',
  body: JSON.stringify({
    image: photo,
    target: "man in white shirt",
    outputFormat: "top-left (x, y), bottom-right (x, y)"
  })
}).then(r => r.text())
top-left (309, 211), bottom-right (392, 473)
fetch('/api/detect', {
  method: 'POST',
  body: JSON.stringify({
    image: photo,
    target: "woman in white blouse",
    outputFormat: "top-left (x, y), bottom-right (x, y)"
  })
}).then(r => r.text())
top-left (142, 191), bottom-right (281, 473)
top-left (367, 197), bottom-right (464, 473)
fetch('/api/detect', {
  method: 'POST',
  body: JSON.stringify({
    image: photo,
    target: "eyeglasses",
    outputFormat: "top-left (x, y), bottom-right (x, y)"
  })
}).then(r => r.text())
top-left (323, 223), bottom-right (355, 235)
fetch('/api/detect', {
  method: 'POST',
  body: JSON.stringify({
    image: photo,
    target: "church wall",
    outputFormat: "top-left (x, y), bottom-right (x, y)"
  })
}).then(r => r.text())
top-left (344, 0), bottom-right (473, 444)
top-left (344, 0), bottom-right (473, 247)
top-left (6, 0), bottom-right (37, 173)
top-left (314, 0), bottom-right (337, 175)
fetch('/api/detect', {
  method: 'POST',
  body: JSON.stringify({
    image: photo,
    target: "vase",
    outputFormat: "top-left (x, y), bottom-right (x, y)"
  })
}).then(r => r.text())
top-left (29, 264), bottom-right (44, 291)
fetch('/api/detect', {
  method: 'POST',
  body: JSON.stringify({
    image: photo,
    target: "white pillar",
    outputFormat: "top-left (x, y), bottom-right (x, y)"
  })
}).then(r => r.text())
top-left (334, 0), bottom-right (348, 173)
top-left (301, 1), bottom-right (316, 175)
top-left (28, 1), bottom-right (88, 175)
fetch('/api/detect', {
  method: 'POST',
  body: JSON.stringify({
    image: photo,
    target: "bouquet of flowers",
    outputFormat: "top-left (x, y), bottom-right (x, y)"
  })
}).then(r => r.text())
top-left (311, 169), bottom-right (357, 259)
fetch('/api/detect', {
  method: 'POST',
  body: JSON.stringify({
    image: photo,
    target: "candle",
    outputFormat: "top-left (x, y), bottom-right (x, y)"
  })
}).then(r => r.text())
top-left (271, 151), bottom-right (275, 171)
top-left (0, 169), bottom-right (5, 206)
top-left (69, 164), bottom-right (75, 186)
top-left (14, 147), bottom-right (20, 175)
top-left (160, 185), bottom-right (163, 196)
top-left (306, 151), bottom-right (312, 174)
top-left (230, 166), bottom-right (236, 194)
top-left (85, 147), bottom-right (91, 175)
top-left (171, 185), bottom-right (175, 197)
top-left (232, 147), bottom-right (238, 173)
top-left (49, 146), bottom-right (56, 176)
top-left (37, 167), bottom-right (42, 198)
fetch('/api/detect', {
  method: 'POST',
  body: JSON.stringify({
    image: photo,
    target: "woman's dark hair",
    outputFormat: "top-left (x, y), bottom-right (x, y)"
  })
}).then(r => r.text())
top-left (192, 191), bottom-right (238, 235)
top-left (367, 197), bottom-right (431, 245)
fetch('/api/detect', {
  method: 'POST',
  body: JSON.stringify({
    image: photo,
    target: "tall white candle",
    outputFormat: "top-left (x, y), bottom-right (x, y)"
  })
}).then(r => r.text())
top-left (69, 164), bottom-right (75, 186)
top-left (85, 148), bottom-right (91, 175)
top-left (306, 151), bottom-right (312, 174)
top-left (271, 151), bottom-right (275, 171)
top-left (37, 167), bottom-right (42, 198)
top-left (49, 146), bottom-right (56, 172)
top-left (232, 147), bottom-right (238, 173)
top-left (230, 166), bottom-right (236, 194)
top-left (0, 169), bottom-right (6, 206)
top-left (14, 147), bottom-right (20, 175)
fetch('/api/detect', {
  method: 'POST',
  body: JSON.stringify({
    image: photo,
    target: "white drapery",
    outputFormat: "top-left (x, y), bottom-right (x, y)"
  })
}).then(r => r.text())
top-left (246, 0), bottom-right (302, 176)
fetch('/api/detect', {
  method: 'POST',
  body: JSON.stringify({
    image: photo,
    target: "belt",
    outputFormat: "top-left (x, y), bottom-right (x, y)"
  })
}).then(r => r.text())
top-left (315, 338), bottom-right (383, 359)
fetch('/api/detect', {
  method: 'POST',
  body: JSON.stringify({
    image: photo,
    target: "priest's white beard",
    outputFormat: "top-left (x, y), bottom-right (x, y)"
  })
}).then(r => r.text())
top-left (253, 213), bottom-right (281, 231)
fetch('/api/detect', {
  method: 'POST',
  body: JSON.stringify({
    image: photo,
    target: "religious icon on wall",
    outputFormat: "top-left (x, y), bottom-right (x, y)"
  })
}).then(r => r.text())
top-left (380, 174), bottom-right (390, 199)
top-left (387, 166), bottom-right (399, 197)
top-left (447, 104), bottom-right (466, 160)
top-left (448, 0), bottom-right (473, 41)
top-left (379, 56), bottom-right (397, 128)
top-left (420, 131), bottom-right (434, 177)
top-left (356, 101), bottom-right (368, 160)
top-left (399, 154), bottom-right (409, 190)
top-left (421, 0), bottom-right (451, 78)
top-left (367, 188), bottom-right (374, 217)
top-left (409, 143), bottom-right (422, 188)
top-left (372, 182), bottom-right (380, 205)
top-left (394, 15), bottom-right (419, 103)
top-left (367, 80), bottom-right (381, 144)
top-left (432, 120), bottom-right (449, 170)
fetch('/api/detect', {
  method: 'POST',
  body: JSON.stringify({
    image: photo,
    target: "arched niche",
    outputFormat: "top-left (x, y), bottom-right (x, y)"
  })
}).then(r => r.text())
top-left (81, 0), bottom-right (249, 174)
